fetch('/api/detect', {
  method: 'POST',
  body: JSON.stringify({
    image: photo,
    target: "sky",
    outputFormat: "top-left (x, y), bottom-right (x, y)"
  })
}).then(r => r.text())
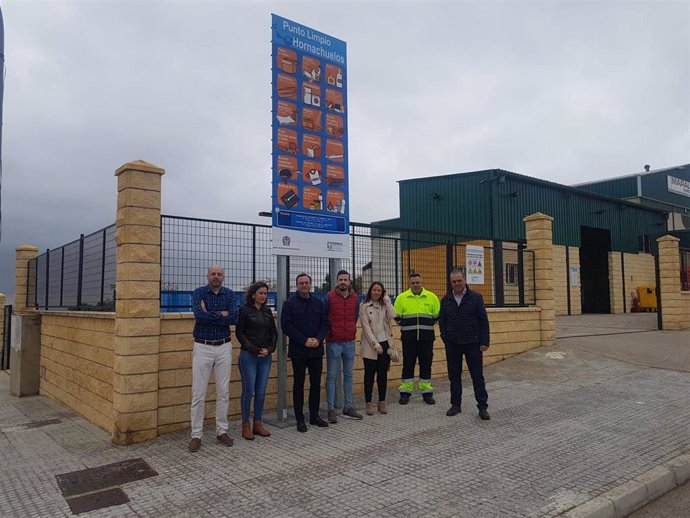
top-left (0, 0), bottom-right (688, 301)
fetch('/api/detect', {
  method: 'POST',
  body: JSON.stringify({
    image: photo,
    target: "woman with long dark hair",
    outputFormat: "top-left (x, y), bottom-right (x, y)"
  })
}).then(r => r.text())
top-left (236, 281), bottom-right (277, 440)
top-left (359, 281), bottom-right (396, 415)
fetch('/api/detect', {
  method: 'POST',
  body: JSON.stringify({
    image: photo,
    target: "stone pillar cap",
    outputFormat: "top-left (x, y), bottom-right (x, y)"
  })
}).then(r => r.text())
top-left (115, 160), bottom-right (165, 176)
top-left (16, 244), bottom-right (39, 251)
top-left (657, 235), bottom-right (680, 243)
top-left (523, 212), bottom-right (554, 223)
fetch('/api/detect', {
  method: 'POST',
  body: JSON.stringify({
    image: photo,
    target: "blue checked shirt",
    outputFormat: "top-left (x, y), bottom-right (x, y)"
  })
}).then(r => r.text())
top-left (191, 285), bottom-right (238, 342)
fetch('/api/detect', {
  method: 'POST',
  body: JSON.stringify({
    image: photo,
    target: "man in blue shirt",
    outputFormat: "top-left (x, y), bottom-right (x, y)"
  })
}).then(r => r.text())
top-left (188, 265), bottom-right (238, 452)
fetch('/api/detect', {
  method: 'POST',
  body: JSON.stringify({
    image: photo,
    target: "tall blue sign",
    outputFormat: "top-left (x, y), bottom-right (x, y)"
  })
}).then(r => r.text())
top-left (271, 14), bottom-right (350, 258)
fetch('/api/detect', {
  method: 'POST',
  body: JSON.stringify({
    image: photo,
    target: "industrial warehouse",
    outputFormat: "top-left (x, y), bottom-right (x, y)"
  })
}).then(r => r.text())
top-left (372, 164), bottom-right (690, 316)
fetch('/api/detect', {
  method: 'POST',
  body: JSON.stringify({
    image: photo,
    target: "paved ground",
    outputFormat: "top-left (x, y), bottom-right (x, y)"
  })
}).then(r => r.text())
top-left (628, 481), bottom-right (690, 517)
top-left (1, 315), bottom-right (688, 517)
top-left (556, 313), bottom-right (658, 338)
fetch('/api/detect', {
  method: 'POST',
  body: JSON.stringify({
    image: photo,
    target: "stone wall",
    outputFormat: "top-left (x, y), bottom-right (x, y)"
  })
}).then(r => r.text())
top-left (0, 293), bottom-right (5, 352)
top-left (657, 235), bottom-right (690, 330)
top-left (625, 253), bottom-right (656, 305)
top-left (609, 252), bottom-right (655, 313)
top-left (39, 312), bottom-right (115, 432)
top-left (154, 306), bottom-right (542, 434)
top-left (23, 158), bottom-right (557, 442)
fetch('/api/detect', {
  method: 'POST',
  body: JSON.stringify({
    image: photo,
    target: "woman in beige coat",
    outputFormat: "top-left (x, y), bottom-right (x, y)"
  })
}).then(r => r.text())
top-left (359, 282), bottom-right (397, 415)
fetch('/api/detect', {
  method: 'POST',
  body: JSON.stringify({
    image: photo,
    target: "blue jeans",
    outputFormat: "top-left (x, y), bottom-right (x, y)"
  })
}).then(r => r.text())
top-left (326, 341), bottom-right (355, 410)
top-left (238, 351), bottom-right (272, 422)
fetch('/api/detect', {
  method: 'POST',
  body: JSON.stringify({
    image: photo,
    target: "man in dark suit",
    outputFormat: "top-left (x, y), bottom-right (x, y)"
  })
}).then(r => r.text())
top-left (281, 272), bottom-right (330, 432)
top-left (438, 269), bottom-right (491, 420)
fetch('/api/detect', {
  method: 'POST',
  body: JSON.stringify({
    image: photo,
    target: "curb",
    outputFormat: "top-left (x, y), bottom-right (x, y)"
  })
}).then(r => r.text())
top-left (559, 452), bottom-right (690, 518)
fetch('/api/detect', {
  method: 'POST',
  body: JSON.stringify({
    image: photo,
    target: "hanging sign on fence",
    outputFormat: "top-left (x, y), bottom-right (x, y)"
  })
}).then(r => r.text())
top-left (466, 245), bottom-right (485, 285)
top-left (270, 14), bottom-right (350, 258)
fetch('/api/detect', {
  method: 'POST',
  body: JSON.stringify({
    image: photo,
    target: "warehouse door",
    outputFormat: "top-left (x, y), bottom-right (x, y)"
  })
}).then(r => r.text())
top-left (579, 226), bottom-right (611, 313)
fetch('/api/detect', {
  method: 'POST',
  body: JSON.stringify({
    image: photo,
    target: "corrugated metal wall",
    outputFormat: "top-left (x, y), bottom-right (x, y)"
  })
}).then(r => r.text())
top-left (641, 167), bottom-right (690, 208)
top-left (577, 177), bottom-right (638, 198)
top-left (398, 170), bottom-right (666, 253)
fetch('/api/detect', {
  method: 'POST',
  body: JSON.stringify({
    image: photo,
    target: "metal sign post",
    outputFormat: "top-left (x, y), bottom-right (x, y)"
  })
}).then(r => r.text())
top-left (276, 254), bottom-right (289, 421)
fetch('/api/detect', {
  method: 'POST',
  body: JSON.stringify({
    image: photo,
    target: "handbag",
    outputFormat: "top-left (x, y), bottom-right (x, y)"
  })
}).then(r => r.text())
top-left (384, 318), bottom-right (400, 362)
top-left (387, 344), bottom-right (400, 363)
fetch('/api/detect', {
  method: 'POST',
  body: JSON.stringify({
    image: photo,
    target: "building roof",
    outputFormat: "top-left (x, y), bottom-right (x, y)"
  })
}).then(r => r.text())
top-left (398, 168), bottom-right (666, 215)
top-left (572, 163), bottom-right (690, 187)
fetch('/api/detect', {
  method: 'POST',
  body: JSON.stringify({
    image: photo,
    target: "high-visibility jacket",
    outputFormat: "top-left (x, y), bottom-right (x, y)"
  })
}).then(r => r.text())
top-left (393, 288), bottom-right (440, 342)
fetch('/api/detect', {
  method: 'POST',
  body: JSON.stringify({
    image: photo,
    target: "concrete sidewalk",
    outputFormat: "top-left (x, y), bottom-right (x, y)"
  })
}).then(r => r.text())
top-left (1, 326), bottom-right (688, 517)
top-left (556, 313), bottom-right (658, 339)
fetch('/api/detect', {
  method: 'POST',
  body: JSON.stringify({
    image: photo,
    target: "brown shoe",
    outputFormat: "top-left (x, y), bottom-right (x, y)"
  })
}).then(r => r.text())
top-left (242, 423), bottom-right (254, 440)
top-left (216, 433), bottom-right (234, 447)
top-left (378, 401), bottom-right (387, 414)
top-left (253, 420), bottom-right (271, 437)
top-left (366, 402), bottom-right (375, 415)
top-left (188, 437), bottom-right (201, 452)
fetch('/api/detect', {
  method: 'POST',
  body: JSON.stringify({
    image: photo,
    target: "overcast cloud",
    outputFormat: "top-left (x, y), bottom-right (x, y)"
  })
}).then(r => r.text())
top-left (0, 0), bottom-right (688, 300)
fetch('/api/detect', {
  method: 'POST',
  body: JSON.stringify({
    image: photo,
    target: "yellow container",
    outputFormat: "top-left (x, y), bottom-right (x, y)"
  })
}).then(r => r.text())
top-left (637, 285), bottom-right (657, 309)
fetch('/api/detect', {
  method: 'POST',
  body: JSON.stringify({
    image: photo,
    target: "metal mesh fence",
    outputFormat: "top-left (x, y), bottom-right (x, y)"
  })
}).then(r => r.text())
top-left (25, 216), bottom-right (535, 311)
top-left (681, 248), bottom-right (690, 291)
top-left (160, 216), bottom-right (535, 310)
top-left (26, 224), bottom-right (116, 310)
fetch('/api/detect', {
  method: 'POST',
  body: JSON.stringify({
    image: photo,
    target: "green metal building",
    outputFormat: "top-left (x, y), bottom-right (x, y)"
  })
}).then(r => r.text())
top-left (574, 163), bottom-right (690, 232)
top-left (395, 168), bottom-right (666, 251)
top-left (378, 168), bottom-right (669, 314)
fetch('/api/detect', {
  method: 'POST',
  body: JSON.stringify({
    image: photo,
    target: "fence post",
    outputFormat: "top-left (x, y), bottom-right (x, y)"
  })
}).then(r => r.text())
top-left (15, 245), bottom-right (39, 313)
top-left (76, 234), bottom-right (84, 308)
top-left (60, 247), bottom-right (65, 307)
top-left (112, 160), bottom-right (165, 445)
top-left (0, 293), bottom-right (5, 361)
top-left (493, 240), bottom-right (504, 306)
top-left (251, 225), bottom-right (257, 283)
top-left (394, 238), bottom-right (400, 295)
top-left (44, 249), bottom-right (50, 310)
top-left (445, 241), bottom-right (453, 293)
top-left (100, 227), bottom-right (107, 306)
top-left (518, 241), bottom-right (525, 306)
top-left (656, 235), bottom-right (682, 331)
top-left (523, 213), bottom-right (555, 346)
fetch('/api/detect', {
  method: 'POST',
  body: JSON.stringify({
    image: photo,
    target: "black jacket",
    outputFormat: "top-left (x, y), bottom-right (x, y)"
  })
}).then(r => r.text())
top-left (438, 289), bottom-right (490, 346)
top-left (280, 293), bottom-right (329, 358)
top-left (236, 303), bottom-right (278, 355)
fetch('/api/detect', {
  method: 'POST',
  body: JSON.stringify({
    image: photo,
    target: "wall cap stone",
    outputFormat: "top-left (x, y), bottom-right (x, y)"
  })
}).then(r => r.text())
top-left (160, 313), bottom-right (196, 320)
top-left (115, 160), bottom-right (165, 177)
top-left (38, 310), bottom-right (116, 319)
top-left (523, 212), bottom-right (554, 223)
top-left (657, 235), bottom-right (680, 244)
top-left (16, 244), bottom-right (39, 252)
top-left (487, 307), bottom-right (541, 313)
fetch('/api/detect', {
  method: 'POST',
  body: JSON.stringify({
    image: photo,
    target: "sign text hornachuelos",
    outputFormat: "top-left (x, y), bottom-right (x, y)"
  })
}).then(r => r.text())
top-left (271, 14), bottom-right (350, 258)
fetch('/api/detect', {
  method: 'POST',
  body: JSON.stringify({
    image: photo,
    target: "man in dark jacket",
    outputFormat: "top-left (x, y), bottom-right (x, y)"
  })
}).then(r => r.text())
top-left (281, 272), bottom-right (330, 432)
top-left (438, 269), bottom-right (491, 420)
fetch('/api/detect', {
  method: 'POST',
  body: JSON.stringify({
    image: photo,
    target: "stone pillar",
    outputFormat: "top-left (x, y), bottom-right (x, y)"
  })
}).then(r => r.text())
top-left (608, 252), bottom-right (624, 314)
top-left (657, 235), bottom-right (682, 331)
top-left (523, 213), bottom-right (555, 346)
top-left (15, 245), bottom-right (39, 313)
top-left (0, 293), bottom-right (5, 350)
top-left (112, 160), bottom-right (165, 444)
